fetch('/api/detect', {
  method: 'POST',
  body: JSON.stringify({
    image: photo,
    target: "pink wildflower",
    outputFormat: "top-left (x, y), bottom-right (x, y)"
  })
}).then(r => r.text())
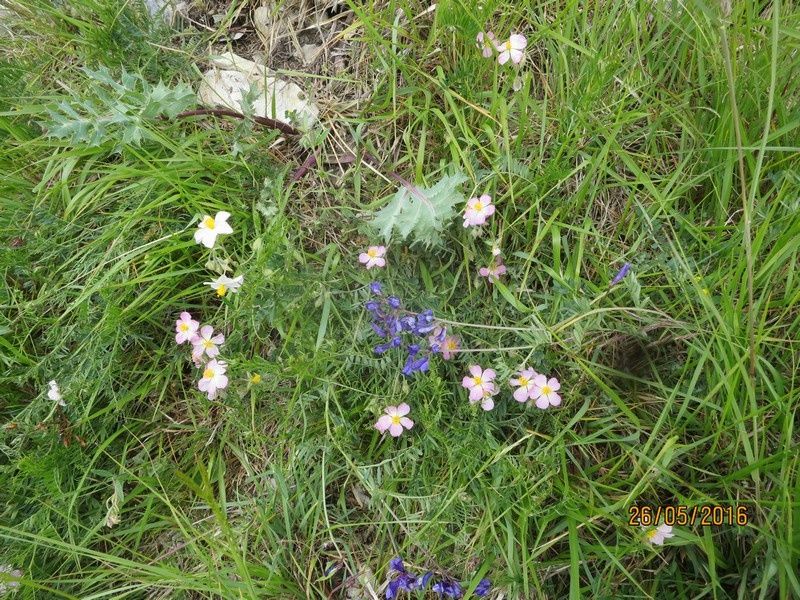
top-left (463, 194), bottom-right (495, 228)
top-left (476, 31), bottom-right (497, 58)
top-left (198, 359), bottom-right (228, 399)
top-left (175, 311), bottom-right (200, 344)
top-left (497, 34), bottom-right (527, 65)
top-left (358, 245), bottom-right (387, 269)
top-left (478, 260), bottom-right (507, 283)
top-left (191, 325), bottom-right (225, 361)
top-left (478, 382), bottom-right (498, 411)
top-left (441, 336), bottom-right (460, 360)
top-left (462, 365), bottom-right (498, 410)
top-left (375, 403), bottom-right (414, 437)
top-left (530, 374), bottom-right (561, 409)
top-left (509, 367), bottom-right (538, 402)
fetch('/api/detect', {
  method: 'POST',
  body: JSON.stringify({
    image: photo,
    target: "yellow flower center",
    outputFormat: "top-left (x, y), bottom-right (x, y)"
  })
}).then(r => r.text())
top-left (647, 529), bottom-right (658, 540)
top-left (519, 376), bottom-right (528, 386)
top-left (179, 323), bottom-right (189, 332)
top-left (216, 284), bottom-right (227, 297)
top-left (474, 201), bottom-right (483, 211)
top-left (446, 340), bottom-right (457, 350)
top-left (541, 385), bottom-right (552, 395)
top-left (367, 248), bottom-right (378, 258)
top-left (203, 340), bottom-right (214, 349)
top-left (250, 374), bottom-right (261, 384)
top-left (473, 376), bottom-right (482, 385)
top-left (506, 41), bottom-right (513, 50)
top-left (203, 216), bottom-right (216, 229)
top-left (203, 368), bottom-right (214, 379)
top-left (391, 415), bottom-right (401, 425)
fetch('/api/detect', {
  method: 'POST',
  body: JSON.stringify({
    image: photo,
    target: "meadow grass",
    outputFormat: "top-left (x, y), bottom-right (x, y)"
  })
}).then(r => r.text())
top-left (1, 0), bottom-right (799, 598)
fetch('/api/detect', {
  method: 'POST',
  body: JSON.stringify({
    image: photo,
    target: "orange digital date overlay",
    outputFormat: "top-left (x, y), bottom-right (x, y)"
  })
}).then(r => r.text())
top-left (628, 504), bottom-right (749, 527)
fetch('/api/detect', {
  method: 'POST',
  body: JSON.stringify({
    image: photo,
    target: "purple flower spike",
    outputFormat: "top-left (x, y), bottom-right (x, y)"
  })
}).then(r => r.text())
top-left (386, 557), bottom-right (419, 599)
top-left (389, 557), bottom-right (405, 573)
top-left (610, 262), bottom-right (631, 286)
top-left (363, 291), bottom-right (443, 378)
top-left (433, 580), bottom-right (463, 598)
top-left (475, 578), bottom-right (491, 597)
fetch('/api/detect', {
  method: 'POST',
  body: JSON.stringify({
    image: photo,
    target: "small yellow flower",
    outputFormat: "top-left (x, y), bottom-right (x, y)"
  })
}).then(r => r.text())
top-left (250, 373), bottom-right (262, 384)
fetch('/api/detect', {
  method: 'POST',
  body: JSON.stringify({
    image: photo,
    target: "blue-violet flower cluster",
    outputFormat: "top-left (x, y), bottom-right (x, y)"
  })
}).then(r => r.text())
top-left (366, 282), bottom-right (444, 377)
top-left (386, 557), bottom-right (490, 599)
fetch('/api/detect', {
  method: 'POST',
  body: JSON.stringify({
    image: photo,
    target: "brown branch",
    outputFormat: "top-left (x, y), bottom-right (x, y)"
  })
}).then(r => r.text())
top-left (175, 107), bottom-right (299, 136)
top-left (290, 153), bottom-right (317, 181)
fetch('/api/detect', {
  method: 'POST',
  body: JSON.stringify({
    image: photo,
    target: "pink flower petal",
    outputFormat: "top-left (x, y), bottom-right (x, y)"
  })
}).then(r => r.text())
top-left (399, 417), bottom-right (414, 429)
top-left (498, 51), bottom-right (510, 65)
top-left (481, 397), bottom-right (494, 411)
top-left (469, 386), bottom-right (484, 402)
top-left (462, 376), bottom-right (475, 389)
top-left (359, 253), bottom-right (370, 263)
top-left (376, 415), bottom-right (392, 431)
top-left (482, 368), bottom-right (496, 381)
top-left (534, 396), bottom-right (549, 409)
top-left (533, 374), bottom-right (547, 387)
top-left (389, 423), bottom-right (404, 437)
top-left (510, 34), bottom-right (527, 49)
top-left (513, 387), bottom-right (529, 402)
top-left (396, 403), bottom-right (410, 416)
top-left (548, 378), bottom-right (561, 391)
top-left (549, 393), bottom-right (561, 406)
top-left (468, 364), bottom-right (483, 377)
top-left (199, 325), bottom-right (213, 339)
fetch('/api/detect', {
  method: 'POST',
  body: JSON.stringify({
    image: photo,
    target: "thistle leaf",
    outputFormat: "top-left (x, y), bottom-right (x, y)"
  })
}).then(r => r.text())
top-left (40, 68), bottom-right (196, 148)
top-left (370, 171), bottom-right (468, 247)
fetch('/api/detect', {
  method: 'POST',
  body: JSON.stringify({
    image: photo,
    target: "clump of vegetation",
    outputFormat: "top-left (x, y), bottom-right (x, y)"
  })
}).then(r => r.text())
top-left (1, 1), bottom-right (799, 598)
